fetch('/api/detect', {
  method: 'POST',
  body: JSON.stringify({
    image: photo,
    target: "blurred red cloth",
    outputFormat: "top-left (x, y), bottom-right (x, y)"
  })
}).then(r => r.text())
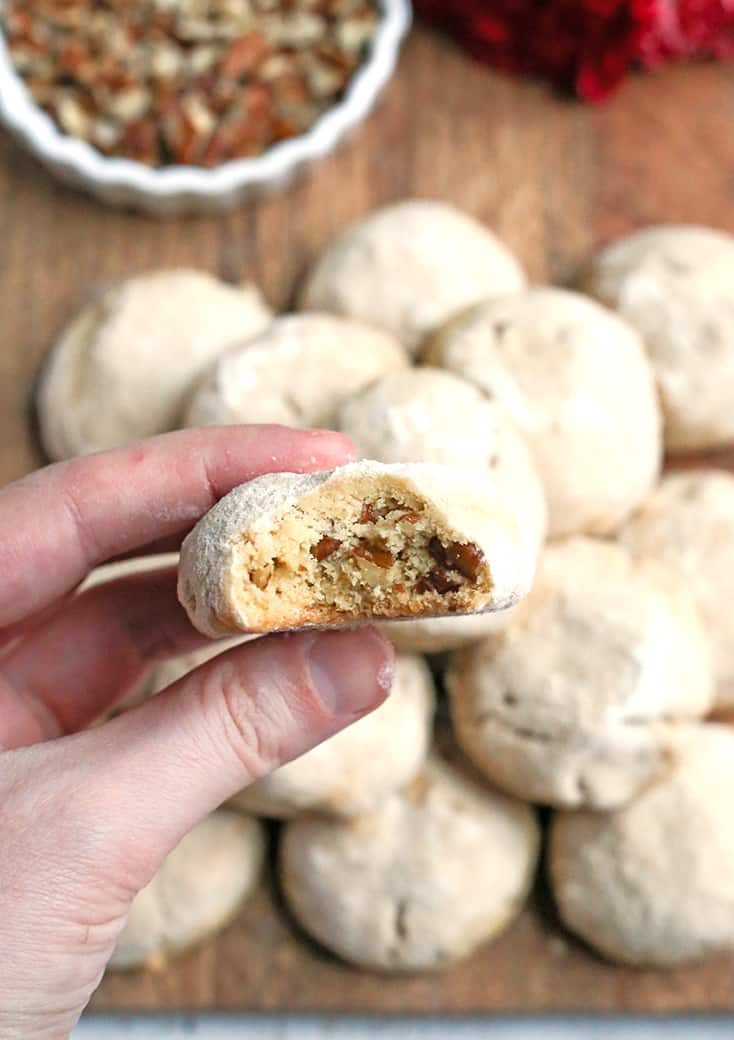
top-left (414, 0), bottom-right (734, 101)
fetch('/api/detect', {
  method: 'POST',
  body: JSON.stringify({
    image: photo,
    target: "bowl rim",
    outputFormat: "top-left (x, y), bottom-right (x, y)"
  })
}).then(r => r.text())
top-left (0, 0), bottom-right (411, 199)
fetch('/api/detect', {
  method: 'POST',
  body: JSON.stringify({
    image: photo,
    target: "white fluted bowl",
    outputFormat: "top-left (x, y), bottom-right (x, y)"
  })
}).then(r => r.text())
top-left (0, 0), bottom-right (411, 215)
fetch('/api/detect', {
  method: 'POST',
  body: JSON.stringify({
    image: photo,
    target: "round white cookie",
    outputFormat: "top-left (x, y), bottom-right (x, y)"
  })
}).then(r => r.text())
top-left (232, 654), bottom-right (434, 818)
top-left (619, 469), bottom-right (734, 707)
top-left (185, 313), bottom-right (407, 429)
top-left (109, 811), bottom-right (265, 970)
top-left (550, 724), bottom-right (734, 966)
top-left (38, 270), bottom-right (272, 459)
top-left (280, 753), bottom-right (539, 971)
top-left (424, 287), bottom-right (662, 538)
top-left (81, 554), bottom-right (179, 714)
top-left (299, 200), bottom-right (526, 355)
top-left (585, 225), bottom-right (734, 452)
top-left (448, 537), bottom-right (713, 809)
top-left (81, 553), bottom-right (179, 591)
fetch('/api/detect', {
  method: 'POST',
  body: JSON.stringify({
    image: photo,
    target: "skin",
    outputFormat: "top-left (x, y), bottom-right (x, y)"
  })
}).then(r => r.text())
top-left (0, 425), bottom-right (395, 1040)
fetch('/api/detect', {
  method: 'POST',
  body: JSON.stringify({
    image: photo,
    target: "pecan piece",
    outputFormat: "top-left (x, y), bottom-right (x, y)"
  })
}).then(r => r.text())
top-left (220, 33), bottom-right (270, 80)
top-left (359, 502), bottom-right (377, 524)
top-left (445, 541), bottom-right (485, 580)
top-left (415, 568), bottom-right (460, 595)
top-left (429, 537), bottom-right (484, 581)
top-left (353, 543), bottom-right (393, 568)
top-left (428, 537), bottom-right (448, 568)
top-left (311, 535), bottom-right (341, 561)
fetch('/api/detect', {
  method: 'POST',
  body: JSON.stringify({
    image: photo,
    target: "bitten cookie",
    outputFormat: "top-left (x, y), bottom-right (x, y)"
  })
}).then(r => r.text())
top-left (299, 200), bottom-right (526, 355)
top-left (232, 654), bottom-right (434, 818)
top-left (185, 313), bottom-right (407, 429)
top-left (109, 812), bottom-right (265, 971)
top-left (280, 753), bottom-right (539, 971)
top-left (550, 725), bottom-right (734, 966)
top-left (448, 537), bottom-right (713, 809)
top-left (178, 461), bottom-right (534, 637)
top-left (619, 469), bottom-right (734, 707)
top-left (424, 287), bottom-right (662, 538)
top-left (37, 270), bottom-right (271, 459)
top-left (584, 225), bottom-right (734, 452)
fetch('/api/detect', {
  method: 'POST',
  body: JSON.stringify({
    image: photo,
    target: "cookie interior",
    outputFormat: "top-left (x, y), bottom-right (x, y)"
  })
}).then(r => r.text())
top-left (230, 476), bottom-right (493, 630)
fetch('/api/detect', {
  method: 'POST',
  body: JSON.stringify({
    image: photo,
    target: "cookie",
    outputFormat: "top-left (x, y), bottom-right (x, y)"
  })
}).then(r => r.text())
top-left (448, 537), bottom-right (713, 809)
top-left (185, 313), bottom-right (407, 429)
top-left (81, 553), bottom-right (178, 591)
top-left (584, 226), bottom-right (734, 452)
top-left (299, 200), bottom-right (526, 355)
top-left (109, 811), bottom-right (265, 970)
top-left (550, 725), bottom-right (734, 966)
top-left (178, 461), bottom-right (534, 637)
top-left (232, 654), bottom-right (434, 818)
top-left (424, 288), bottom-right (662, 538)
top-left (380, 610), bottom-right (512, 655)
top-left (336, 368), bottom-right (546, 654)
top-left (619, 470), bottom-right (734, 707)
top-left (280, 753), bottom-right (539, 971)
top-left (338, 368), bottom-right (547, 554)
top-left (37, 270), bottom-right (271, 459)
top-left (82, 554), bottom-right (179, 713)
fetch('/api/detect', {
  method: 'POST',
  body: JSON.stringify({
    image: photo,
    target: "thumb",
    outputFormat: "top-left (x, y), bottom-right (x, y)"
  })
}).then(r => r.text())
top-left (0, 627), bottom-right (393, 1033)
top-left (51, 626), bottom-right (395, 891)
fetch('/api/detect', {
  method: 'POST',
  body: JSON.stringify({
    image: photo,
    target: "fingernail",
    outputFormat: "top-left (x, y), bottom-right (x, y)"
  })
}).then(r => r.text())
top-left (308, 627), bottom-right (395, 718)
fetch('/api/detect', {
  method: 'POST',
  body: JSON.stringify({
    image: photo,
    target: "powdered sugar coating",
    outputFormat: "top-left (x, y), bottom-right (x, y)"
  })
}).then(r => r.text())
top-left (550, 725), bottom-right (734, 966)
top-left (185, 313), bottom-right (407, 429)
top-left (425, 287), bottom-right (662, 538)
top-left (281, 753), bottom-right (539, 971)
top-left (619, 469), bottom-right (734, 707)
top-left (109, 811), bottom-right (265, 970)
top-left (448, 537), bottom-right (714, 809)
top-left (299, 200), bottom-right (526, 355)
top-left (38, 269), bottom-right (272, 459)
top-left (586, 225), bottom-right (734, 452)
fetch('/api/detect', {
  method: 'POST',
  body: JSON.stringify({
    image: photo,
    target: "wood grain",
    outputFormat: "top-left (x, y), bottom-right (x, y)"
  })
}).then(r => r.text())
top-left (2, 23), bottom-right (734, 1013)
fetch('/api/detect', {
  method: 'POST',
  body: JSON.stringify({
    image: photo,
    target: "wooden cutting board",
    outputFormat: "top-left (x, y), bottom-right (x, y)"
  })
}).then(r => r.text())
top-left (2, 23), bottom-right (733, 1013)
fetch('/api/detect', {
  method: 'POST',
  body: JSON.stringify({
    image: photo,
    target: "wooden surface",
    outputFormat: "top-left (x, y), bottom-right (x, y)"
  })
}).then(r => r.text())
top-left (2, 22), bottom-right (734, 1013)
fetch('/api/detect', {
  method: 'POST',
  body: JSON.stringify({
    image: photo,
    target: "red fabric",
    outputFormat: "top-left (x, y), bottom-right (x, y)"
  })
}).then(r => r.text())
top-left (640, 0), bottom-right (734, 64)
top-left (414, 0), bottom-right (734, 101)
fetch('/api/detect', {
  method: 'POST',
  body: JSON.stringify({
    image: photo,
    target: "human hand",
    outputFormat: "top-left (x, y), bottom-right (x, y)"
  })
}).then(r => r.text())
top-left (0, 426), bottom-right (395, 1040)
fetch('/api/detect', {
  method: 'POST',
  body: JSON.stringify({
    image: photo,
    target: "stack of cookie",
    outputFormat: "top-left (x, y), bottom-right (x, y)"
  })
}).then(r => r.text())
top-left (35, 202), bottom-right (734, 974)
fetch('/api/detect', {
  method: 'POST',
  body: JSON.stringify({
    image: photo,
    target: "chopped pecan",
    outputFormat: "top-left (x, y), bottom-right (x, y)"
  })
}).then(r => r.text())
top-left (3, 0), bottom-right (379, 168)
top-left (415, 568), bottom-right (461, 595)
top-left (429, 537), bottom-right (484, 581)
top-left (445, 541), bottom-right (484, 580)
top-left (428, 537), bottom-right (448, 567)
top-left (359, 502), bottom-right (377, 524)
top-left (311, 535), bottom-right (341, 561)
top-left (353, 543), bottom-right (394, 568)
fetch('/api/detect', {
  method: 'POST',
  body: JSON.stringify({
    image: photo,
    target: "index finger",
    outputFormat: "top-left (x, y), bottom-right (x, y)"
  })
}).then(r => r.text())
top-left (0, 425), bottom-right (354, 629)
